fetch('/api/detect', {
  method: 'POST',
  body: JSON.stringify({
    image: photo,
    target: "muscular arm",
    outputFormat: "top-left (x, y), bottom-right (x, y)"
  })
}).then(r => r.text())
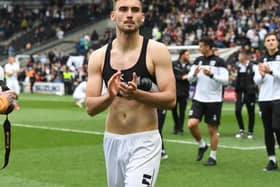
top-left (85, 48), bottom-right (121, 116)
top-left (129, 42), bottom-right (176, 109)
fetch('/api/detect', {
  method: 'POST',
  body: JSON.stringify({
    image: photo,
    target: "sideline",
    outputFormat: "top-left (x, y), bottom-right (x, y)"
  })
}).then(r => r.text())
top-left (13, 123), bottom-right (265, 151)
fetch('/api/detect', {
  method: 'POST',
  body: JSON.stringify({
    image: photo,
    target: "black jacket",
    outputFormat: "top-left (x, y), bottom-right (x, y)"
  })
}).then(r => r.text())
top-left (235, 61), bottom-right (257, 95)
top-left (173, 60), bottom-right (191, 97)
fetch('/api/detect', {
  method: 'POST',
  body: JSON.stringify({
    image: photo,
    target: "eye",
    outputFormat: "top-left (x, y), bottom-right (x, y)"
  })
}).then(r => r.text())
top-left (119, 6), bottom-right (128, 12)
top-left (131, 7), bottom-right (140, 13)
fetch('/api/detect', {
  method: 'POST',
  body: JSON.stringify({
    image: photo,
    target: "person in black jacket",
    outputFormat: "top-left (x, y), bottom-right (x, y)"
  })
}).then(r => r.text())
top-left (172, 50), bottom-right (191, 135)
top-left (234, 50), bottom-right (257, 139)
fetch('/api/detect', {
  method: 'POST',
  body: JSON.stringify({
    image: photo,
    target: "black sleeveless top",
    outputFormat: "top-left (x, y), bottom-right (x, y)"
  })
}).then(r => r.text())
top-left (102, 38), bottom-right (156, 87)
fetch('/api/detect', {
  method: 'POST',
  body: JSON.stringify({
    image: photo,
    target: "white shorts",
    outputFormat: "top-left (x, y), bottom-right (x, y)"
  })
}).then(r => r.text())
top-left (6, 79), bottom-right (20, 94)
top-left (73, 92), bottom-right (85, 100)
top-left (103, 130), bottom-right (162, 187)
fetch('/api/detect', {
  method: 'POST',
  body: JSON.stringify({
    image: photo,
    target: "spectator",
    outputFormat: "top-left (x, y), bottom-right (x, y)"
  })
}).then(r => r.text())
top-left (172, 49), bottom-right (191, 135)
top-left (234, 50), bottom-right (257, 139)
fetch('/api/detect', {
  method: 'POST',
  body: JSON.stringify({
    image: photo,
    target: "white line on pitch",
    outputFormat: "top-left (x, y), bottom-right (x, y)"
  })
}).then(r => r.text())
top-left (13, 123), bottom-right (265, 151)
top-left (13, 123), bottom-right (104, 135)
top-left (164, 139), bottom-right (265, 150)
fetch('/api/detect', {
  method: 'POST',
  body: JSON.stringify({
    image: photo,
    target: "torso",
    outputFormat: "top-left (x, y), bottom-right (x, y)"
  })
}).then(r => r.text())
top-left (101, 36), bottom-right (158, 134)
top-left (5, 63), bottom-right (19, 80)
top-left (193, 55), bottom-right (227, 102)
top-left (258, 51), bottom-right (280, 101)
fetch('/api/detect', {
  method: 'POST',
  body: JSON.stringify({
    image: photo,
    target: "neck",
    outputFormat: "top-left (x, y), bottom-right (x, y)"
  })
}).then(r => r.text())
top-left (115, 30), bottom-right (142, 51)
top-left (179, 58), bottom-right (185, 64)
top-left (204, 50), bottom-right (213, 57)
top-left (241, 60), bottom-right (249, 65)
top-left (268, 48), bottom-right (279, 56)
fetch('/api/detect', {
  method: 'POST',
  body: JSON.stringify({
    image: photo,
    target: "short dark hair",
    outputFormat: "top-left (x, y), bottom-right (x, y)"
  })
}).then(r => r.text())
top-left (112, 0), bottom-right (143, 10)
top-left (200, 37), bottom-right (214, 49)
top-left (264, 32), bottom-right (278, 41)
top-left (179, 49), bottom-right (188, 58)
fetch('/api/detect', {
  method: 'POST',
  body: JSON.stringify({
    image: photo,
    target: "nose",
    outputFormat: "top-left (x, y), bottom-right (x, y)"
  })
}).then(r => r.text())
top-left (127, 9), bottom-right (133, 17)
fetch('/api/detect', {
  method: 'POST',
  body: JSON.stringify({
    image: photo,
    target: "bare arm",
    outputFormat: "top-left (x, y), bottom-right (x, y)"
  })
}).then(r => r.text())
top-left (121, 42), bottom-right (176, 109)
top-left (85, 48), bottom-right (121, 116)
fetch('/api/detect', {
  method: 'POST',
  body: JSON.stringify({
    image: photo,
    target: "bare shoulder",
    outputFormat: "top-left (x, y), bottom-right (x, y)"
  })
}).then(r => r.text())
top-left (147, 39), bottom-right (171, 64)
top-left (88, 45), bottom-right (108, 71)
top-left (148, 39), bottom-right (169, 52)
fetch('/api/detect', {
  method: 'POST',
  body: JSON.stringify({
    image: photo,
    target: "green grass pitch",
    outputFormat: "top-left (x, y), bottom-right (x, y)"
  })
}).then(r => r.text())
top-left (0, 94), bottom-right (279, 186)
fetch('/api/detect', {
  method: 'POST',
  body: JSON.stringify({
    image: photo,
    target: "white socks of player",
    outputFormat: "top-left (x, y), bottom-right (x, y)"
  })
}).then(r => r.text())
top-left (210, 150), bottom-right (216, 160)
top-left (269, 156), bottom-right (277, 163)
top-left (198, 139), bottom-right (206, 148)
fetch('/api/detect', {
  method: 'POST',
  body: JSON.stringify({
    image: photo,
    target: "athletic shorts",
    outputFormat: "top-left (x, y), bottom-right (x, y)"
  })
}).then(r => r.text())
top-left (188, 100), bottom-right (222, 126)
top-left (103, 130), bottom-right (162, 187)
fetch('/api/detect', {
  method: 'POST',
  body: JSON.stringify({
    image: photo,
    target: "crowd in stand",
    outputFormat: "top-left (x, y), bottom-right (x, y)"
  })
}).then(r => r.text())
top-left (0, 2), bottom-right (110, 57)
top-left (2, 0), bottom-right (280, 95)
top-left (144, 0), bottom-right (280, 49)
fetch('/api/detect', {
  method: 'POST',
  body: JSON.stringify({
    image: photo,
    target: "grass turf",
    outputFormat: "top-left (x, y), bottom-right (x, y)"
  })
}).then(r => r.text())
top-left (0, 93), bottom-right (279, 187)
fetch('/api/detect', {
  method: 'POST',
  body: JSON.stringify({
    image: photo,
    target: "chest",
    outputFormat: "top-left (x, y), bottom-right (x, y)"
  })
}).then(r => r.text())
top-left (108, 48), bottom-right (154, 79)
top-left (5, 64), bottom-right (18, 72)
top-left (110, 49), bottom-right (142, 70)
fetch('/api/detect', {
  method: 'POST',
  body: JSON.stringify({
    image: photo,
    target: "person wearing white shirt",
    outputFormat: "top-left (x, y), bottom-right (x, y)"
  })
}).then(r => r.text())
top-left (4, 55), bottom-right (20, 95)
top-left (187, 37), bottom-right (229, 166)
top-left (254, 32), bottom-right (280, 171)
top-left (73, 78), bottom-right (86, 108)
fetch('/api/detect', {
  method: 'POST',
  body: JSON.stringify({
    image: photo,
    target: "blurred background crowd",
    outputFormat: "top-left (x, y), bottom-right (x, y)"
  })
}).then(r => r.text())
top-left (1, 0), bottom-right (280, 95)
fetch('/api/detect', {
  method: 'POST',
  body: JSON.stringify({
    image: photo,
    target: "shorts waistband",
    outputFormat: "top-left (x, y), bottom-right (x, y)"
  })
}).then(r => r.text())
top-left (104, 130), bottom-right (159, 139)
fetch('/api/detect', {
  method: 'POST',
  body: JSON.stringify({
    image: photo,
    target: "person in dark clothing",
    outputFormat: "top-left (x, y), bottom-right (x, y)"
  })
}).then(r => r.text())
top-left (234, 50), bottom-right (257, 139)
top-left (254, 32), bottom-right (280, 171)
top-left (172, 50), bottom-right (191, 135)
top-left (62, 66), bottom-right (73, 95)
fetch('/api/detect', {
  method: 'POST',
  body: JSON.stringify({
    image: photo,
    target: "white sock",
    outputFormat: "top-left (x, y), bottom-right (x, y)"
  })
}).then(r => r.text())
top-left (210, 150), bottom-right (216, 160)
top-left (269, 156), bottom-right (277, 163)
top-left (198, 139), bottom-right (206, 148)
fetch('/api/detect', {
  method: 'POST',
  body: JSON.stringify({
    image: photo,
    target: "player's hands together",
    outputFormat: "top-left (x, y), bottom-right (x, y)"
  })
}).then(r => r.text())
top-left (258, 63), bottom-right (271, 77)
top-left (107, 71), bottom-right (122, 98)
top-left (119, 72), bottom-right (137, 99)
top-left (201, 67), bottom-right (213, 77)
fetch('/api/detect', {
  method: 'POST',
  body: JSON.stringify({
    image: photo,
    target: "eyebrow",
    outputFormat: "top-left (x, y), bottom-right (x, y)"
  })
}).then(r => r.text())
top-left (266, 38), bottom-right (276, 41)
top-left (118, 6), bottom-right (141, 12)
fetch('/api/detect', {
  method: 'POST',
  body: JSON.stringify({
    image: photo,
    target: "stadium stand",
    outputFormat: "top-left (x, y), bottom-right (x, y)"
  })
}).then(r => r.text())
top-left (1, 0), bottom-right (280, 95)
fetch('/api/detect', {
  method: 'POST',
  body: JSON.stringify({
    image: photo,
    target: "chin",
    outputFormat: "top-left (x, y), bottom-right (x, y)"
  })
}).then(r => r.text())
top-left (123, 29), bottom-right (138, 34)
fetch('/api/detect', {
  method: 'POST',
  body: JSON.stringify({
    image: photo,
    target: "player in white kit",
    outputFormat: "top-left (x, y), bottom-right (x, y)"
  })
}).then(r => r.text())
top-left (4, 55), bottom-right (20, 110)
top-left (73, 78), bottom-right (86, 108)
top-left (86, 0), bottom-right (176, 186)
top-left (4, 55), bottom-right (20, 95)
